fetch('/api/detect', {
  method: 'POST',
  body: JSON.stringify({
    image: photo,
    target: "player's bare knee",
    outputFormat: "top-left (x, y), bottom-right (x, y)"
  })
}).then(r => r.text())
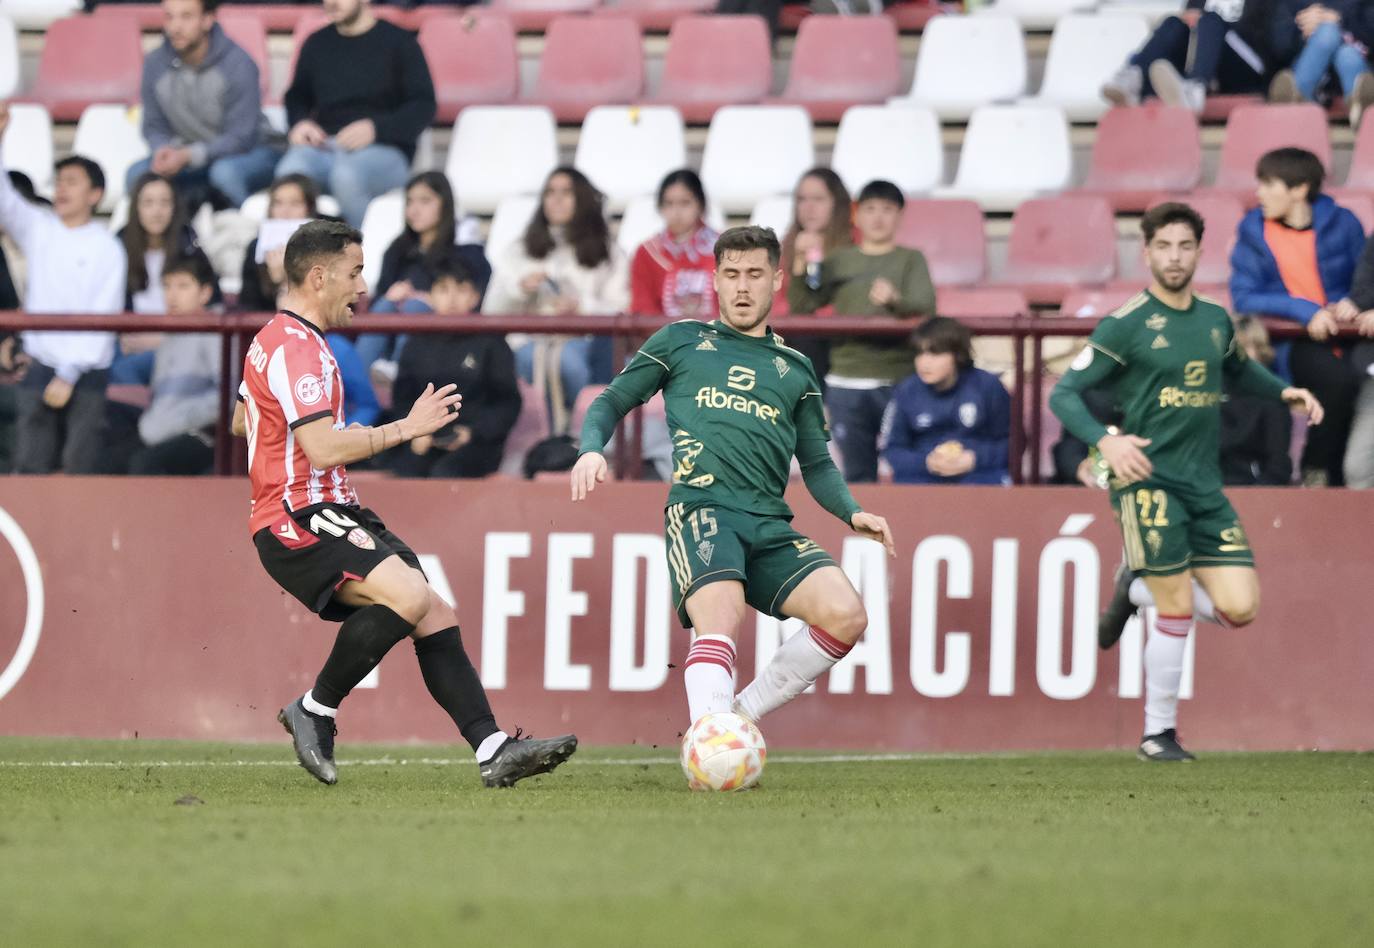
top-left (1219, 599), bottom-right (1258, 627)
top-left (386, 575), bottom-right (431, 625)
top-left (823, 598), bottom-right (867, 645)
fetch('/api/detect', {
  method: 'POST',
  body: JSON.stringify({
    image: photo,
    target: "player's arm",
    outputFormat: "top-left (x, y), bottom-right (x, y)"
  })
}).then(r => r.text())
top-left (1049, 331), bottom-right (1152, 483)
top-left (1221, 328), bottom-right (1325, 425)
top-left (231, 400), bottom-right (247, 437)
top-left (572, 330), bottom-right (672, 500)
top-left (795, 391), bottom-right (895, 555)
top-left (293, 383), bottom-right (461, 469)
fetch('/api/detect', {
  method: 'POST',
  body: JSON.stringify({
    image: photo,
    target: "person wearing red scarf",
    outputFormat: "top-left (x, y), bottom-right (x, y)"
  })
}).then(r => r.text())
top-left (631, 170), bottom-right (719, 320)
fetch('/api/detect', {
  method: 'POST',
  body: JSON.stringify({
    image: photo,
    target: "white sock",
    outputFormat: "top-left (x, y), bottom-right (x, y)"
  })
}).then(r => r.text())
top-left (1128, 577), bottom-right (1154, 609)
top-left (735, 626), bottom-right (851, 723)
top-left (1143, 613), bottom-right (1192, 736)
top-left (302, 690), bottom-right (337, 718)
top-left (683, 635), bottom-right (736, 725)
top-left (475, 730), bottom-right (509, 764)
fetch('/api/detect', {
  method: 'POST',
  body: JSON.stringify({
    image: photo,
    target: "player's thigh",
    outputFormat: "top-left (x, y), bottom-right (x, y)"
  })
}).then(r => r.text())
top-left (683, 580), bottom-right (749, 641)
top-left (747, 522), bottom-right (861, 642)
top-left (776, 564), bottom-right (867, 644)
top-left (334, 554), bottom-right (431, 624)
top-left (1192, 565), bottom-right (1261, 624)
top-left (1114, 484), bottom-right (1193, 579)
top-left (1186, 492), bottom-right (1256, 576)
top-left (665, 502), bottom-right (748, 632)
top-left (1141, 570), bottom-right (1194, 616)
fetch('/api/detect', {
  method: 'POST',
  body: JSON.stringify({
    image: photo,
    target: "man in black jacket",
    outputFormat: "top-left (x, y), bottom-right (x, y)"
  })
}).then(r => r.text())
top-left (1330, 229), bottom-right (1374, 486)
top-left (275, 0), bottom-right (435, 226)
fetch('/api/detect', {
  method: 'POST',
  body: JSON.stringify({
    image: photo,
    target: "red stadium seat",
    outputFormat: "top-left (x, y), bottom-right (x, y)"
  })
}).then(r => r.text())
top-left (218, 12), bottom-right (271, 98)
top-left (995, 196), bottom-right (1118, 305)
top-left (1136, 193), bottom-right (1245, 287)
top-left (490, 0), bottom-right (600, 33)
top-left (770, 15), bottom-right (902, 122)
top-left (1198, 93), bottom-right (1262, 123)
top-left (936, 288), bottom-right (1028, 319)
top-left (606, 0), bottom-right (715, 32)
top-left (779, 4), bottom-right (810, 31)
top-left (1081, 106), bottom-right (1202, 212)
top-left (897, 199), bottom-right (988, 287)
top-left (654, 15), bottom-right (772, 124)
top-left (1342, 117), bottom-right (1374, 192)
top-left (27, 15), bottom-right (143, 120)
top-left (1059, 286), bottom-right (1143, 319)
top-left (885, 2), bottom-right (942, 30)
top-left (1327, 189), bottom-right (1374, 234)
top-left (419, 15), bottom-right (519, 123)
top-left (90, 3), bottom-right (164, 30)
top-left (500, 379), bottom-right (554, 476)
top-left (529, 16), bottom-right (645, 122)
top-left (1211, 103), bottom-right (1332, 201)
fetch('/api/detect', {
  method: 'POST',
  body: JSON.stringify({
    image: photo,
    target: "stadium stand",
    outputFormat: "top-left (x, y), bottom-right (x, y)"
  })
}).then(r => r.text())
top-left (25, 13), bottom-right (143, 121)
top-left (748, 194), bottom-right (793, 239)
top-left (1340, 116), bottom-right (1374, 192)
top-left (652, 14), bottom-right (773, 124)
top-left (3, 0), bottom-right (80, 32)
top-left (71, 104), bottom-right (148, 211)
top-left (359, 188), bottom-right (405, 294)
top-left (770, 15), bottom-right (903, 123)
top-left (995, 196), bottom-right (1118, 305)
top-left (617, 192), bottom-right (726, 257)
top-left (529, 16), bottom-right (645, 122)
top-left (989, 0), bottom-right (1097, 30)
top-left (0, 16), bottom-right (19, 100)
top-left (609, 0), bottom-right (717, 32)
top-left (937, 104), bottom-right (1072, 211)
top-left (419, 14), bottom-right (521, 124)
top-left (499, 378), bottom-right (553, 476)
top-left (445, 106), bottom-right (559, 216)
top-left (1208, 104), bottom-right (1333, 203)
top-left (216, 10), bottom-right (271, 99)
top-left (1080, 106), bottom-right (1203, 212)
top-left (490, 0), bottom-right (600, 33)
top-left (574, 106), bottom-right (688, 213)
top-left (830, 105), bottom-right (942, 199)
top-left (485, 194), bottom-right (542, 260)
top-left (896, 198), bottom-right (988, 288)
top-left (0, 104), bottom-right (52, 195)
top-left (1021, 13), bottom-right (1150, 122)
top-left (893, 13), bottom-right (1027, 121)
top-left (700, 106), bottom-right (815, 215)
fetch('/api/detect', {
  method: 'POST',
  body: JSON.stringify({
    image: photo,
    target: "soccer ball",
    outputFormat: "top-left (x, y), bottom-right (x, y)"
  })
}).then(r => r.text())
top-left (680, 712), bottom-right (767, 791)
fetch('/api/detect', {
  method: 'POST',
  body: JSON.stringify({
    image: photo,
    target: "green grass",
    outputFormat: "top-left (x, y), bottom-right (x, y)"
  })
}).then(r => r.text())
top-left (0, 739), bottom-right (1370, 947)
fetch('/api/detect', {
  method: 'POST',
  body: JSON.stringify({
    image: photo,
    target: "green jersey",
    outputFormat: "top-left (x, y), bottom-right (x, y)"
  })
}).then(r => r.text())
top-left (1049, 290), bottom-right (1288, 492)
top-left (579, 319), bottom-right (861, 523)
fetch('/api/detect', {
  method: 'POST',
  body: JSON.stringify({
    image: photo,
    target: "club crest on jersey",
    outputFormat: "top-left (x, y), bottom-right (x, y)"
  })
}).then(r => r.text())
top-left (1146, 529), bottom-right (1163, 557)
top-left (1146, 313), bottom-right (1168, 331)
top-left (347, 528), bottom-right (375, 550)
top-left (295, 374), bottom-right (324, 405)
top-left (696, 337), bottom-right (717, 351)
top-left (774, 356), bottom-right (789, 378)
top-left (696, 539), bottom-right (715, 566)
top-left (959, 402), bottom-right (978, 427)
top-left (1151, 335), bottom-right (1170, 350)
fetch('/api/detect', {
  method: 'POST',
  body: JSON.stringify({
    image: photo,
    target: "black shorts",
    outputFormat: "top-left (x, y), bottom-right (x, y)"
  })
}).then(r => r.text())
top-left (254, 504), bottom-right (423, 622)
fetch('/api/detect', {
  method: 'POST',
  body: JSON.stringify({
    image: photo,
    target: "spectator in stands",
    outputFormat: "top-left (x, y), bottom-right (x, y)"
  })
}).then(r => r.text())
top-left (1231, 147), bottom-right (1365, 485)
top-left (132, 0), bottom-right (280, 211)
top-left (238, 173), bottom-right (321, 313)
top-left (360, 170), bottom-right (490, 382)
top-left (779, 167), bottom-right (854, 382)
top-left (1102, 0), bottom-right (1304, 114)
top-left (119, 173), bottom-right (220, 315)
top-left (1329, 224), bottom-right (1374, 487)
top-left (0, 106), bottom-right (126, 474)
top-left (0, 249), bottom-right (21, 473)
top-left (880, 317), bottom-right (1010, 486)
top-left (277, 0), bottom-right (436, 227)
top-left (1220, 316), bottom-right (1294, 485)
top-left (1269, 3), bottom-right (1374, 126)
top-left (392, 257), bottom-right (519, 479)
top-left (483, 167), bottom-right (628, 434)
top-left (630, 170), bottom-right (718, 321)
top-left (789, 179), bottom-right (935, 483)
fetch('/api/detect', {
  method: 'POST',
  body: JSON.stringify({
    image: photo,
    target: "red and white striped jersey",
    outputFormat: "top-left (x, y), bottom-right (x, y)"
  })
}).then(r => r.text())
top-left (240, 311), bottom-right (357, 534)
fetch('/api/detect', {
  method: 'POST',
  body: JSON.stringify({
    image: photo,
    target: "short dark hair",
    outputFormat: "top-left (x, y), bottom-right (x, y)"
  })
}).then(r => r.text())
top-left (429, 254), bottom-right (476, 289)
top-left (713, 225), bottom-right (781, 268)
top-left (1256, 147), bottom-right (1325, 200)
top-left (284, 220), bottom-right (363, 287)
top-left (911, 316), bottom-right (973, 369)
top-left (162, 254), bottom-right (215, 288)
top-left (54, 155), bottom-right (105, 194)
top-left (857, 179), bottom-right (905, 209)
top-left (1141, 201), bottom-right (1206, 244)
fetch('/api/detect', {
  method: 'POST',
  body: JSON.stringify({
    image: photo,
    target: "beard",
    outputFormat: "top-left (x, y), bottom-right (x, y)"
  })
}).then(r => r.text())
top-left (720, 293), bottom-right (773, 333)
top-left (1152, 266), bottom-right (1194, 293)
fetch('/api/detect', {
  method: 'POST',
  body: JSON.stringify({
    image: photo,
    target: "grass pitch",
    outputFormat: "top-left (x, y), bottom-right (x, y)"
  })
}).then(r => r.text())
top-left (0, 739), bottom-right (1370, 948)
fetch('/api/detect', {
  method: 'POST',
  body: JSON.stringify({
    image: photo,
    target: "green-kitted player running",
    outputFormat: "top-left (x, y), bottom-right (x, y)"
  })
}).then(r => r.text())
top-left (1050, 202), bottom-right (1324, 762)
top-left (571, 226), bottom-right (895, 730)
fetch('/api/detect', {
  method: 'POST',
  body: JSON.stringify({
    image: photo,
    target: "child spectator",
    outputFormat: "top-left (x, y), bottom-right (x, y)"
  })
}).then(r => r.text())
top-left (393, 257), bottom-right (519, 478)
top-left (779, 167), bottom-right (854, 381)
top-left (880, 317), bottom-right (1011, 486)
top-left (1230, 147), bottom-right (1366, 485)
top-left (789, 179), bottom-right (935, 482)
top-left (1221, 316), bottom-right (1294, 485)
top-left (238, 174), bottom-right (320, 314)
top-left (630, 169), bottom-right (718, 320)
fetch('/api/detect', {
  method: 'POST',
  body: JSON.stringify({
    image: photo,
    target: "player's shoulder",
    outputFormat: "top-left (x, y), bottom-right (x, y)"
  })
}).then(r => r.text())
top-left (1193, 294), bottom-right (1232, 322)
top-left (1105, 291), bottom-right (1154, 323)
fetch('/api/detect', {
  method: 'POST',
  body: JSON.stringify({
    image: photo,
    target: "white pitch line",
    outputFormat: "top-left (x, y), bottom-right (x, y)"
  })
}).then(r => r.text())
top-left (0, 752), bottom-right (1000, 769)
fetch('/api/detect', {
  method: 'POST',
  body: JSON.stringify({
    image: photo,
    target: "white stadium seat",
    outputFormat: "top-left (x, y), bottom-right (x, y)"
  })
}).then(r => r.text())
top-left (977, 0), bottom-right (1098, 30)
top-left (485, 194), bottom-right (541, 263)
top-left (831, 105), bottom-right (943, 196)
top-left (72, 105), bottom-right (149, 212)
top-left (1, 104), bottom-right (54, 196)
top-left (748, 194), bottom-right (793, 238)
top-left (893, 14), bottom-right (1027, 121)
top-left (700, 106), bottom-right (815, 215)
top-left (359, 189), bottom-right (406, 294)
top-left (616, 194), bottom-right (727, 258)
top-left (3, 0), bottom-right (81, 31)
top-left (0, 16), bottom-right (20, 99)
top-left (446, 106), bottom-right (558, 216)
top-left (575, 106), bottom-right (687, 213)
top-left (1022, 14), bottom-right (1151, 122)
top-left (936, 104), bottom-right (1072, 211)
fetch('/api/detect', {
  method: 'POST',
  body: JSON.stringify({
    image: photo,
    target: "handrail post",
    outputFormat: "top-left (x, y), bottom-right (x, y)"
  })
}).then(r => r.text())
top-left (1030, 322), bottom-right (1045, 484)
top-left (1010, 313), bottom-right (1026, 485)
top-left (214, 316), bottom-right (232, 476)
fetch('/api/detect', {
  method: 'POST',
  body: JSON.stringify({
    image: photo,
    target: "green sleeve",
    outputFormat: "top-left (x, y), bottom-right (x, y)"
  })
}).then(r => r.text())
top-left (1222, 328), bottom-right (1289, 401)
top-left (895, 250), bottom-right (936, 316)
top-left (795, 389), bottom-right (861, 523)
top-left (1048, 322), bottom-right (1131, 446)
top-left (578, 329), bottom-right (672, 455)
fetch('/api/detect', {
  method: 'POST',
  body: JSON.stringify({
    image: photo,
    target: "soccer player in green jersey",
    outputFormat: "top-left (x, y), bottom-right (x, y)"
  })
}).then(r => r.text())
top-left (1051, 203), bottom-right (1324, 762)
top-left (571, 226), bottom-right (896, 730)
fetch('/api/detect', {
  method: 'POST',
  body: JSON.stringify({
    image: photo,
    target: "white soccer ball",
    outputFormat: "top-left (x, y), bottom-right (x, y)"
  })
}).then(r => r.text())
top-left (679, 712), bottom-right (767, 791)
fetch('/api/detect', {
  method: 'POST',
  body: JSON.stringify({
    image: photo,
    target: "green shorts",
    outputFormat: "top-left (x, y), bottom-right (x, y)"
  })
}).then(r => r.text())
top-left (664, 502), bottom-right (837, 629)
top-left (1110, 482), bottom-right (1255, 576)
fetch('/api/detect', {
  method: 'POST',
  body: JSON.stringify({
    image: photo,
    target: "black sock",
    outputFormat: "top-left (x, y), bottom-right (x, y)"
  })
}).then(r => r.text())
top-left (312, 604), bottom-right (414, 708)
top-left (413, 626), bottom-right (499, 752)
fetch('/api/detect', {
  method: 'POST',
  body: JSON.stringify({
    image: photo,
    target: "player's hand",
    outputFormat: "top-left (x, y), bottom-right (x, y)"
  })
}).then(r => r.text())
top-left (335, 119), bottom-right (376, 152)
top-left (868, 277), bottom-right (898, 308)
top-left (850, 511), bottom-right (895, 557)
top-left (42, 376), bottom-right (74, 410)
top-left (384, 280), bottom-right (412, 303)
top-left (1307, 308), bottom-right (1340, 341)
top-left (1282, 387), bottom-right (1324, 426)
top-left (1097, 432), bottom-right (1153, 484)
top-left (570, 451), bottom-right (607, 501)
top-left (402, 382), bottom-right (462, 439)
top-left (520, 271), bottom-right (547, 295)
top-left (1331, 298), bottom-right (1360, 323)
top-left (288, 120), bottom-right (327, 147)
top-left (1076, 456), bottom-right (1105, 489)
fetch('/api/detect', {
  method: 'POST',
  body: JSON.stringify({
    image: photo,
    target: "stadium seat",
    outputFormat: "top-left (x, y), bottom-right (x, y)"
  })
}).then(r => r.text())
top-left (617, 193), bottom-right (727, 257)
top-left (500, 378), bottom-right (553, 476)
top-left (700, 106), bottom-right (815, 214)
top-left (897, 199), bottom-right (988, 287)
top-left (574, 106), bottom-right (687, 213)
top-left (217, 12), bottom-right (270, 98)
top-left (0, 16), bottom-right (19, 100)
top-left (419, 14), bottom-right (520, 123)
top-left (995, 196), bottom-right (1118, 305)
top-left (490, 0), bottom-right (600, 33)
top-left (893, 14), bottom-right (1026, 121)
top-left (936, 287), bottom-right (1029, 320)
top-left (936, 105), bottom-right (1071, 211)
top-left (748, 194), bottom-right (793, 238)
top-left (446, 106), bottom-right (558, 215)
top-left (486, 194), bottom-right (542, 262)
top-left (1210, 104), bottom-right (1332, 201)
top-left (1059, 286), bottom-right (1144, 319)
top-left (1328, 190), bottom-right (1374, 234)
top-left (831, 105), bottom-right (943, 198)
top-left (884, 1), bottom-right (942, 30)
top-left (608, 0), bottom-right (715, 31)
top-left (3, 0), bottom-right (81, 31)
top-left (1, 104), bottom-right (54, 196)
top-left (1138, 193), bottom-right (1245, 287)
top-left (359, 189), bottom-right (406, 294)
top-left (1341, 116), bottom-right (1374, 192)
top-left (771, 16), bottom-right (902, 122)
top-left (653, 15), bottom-right (772, 124)
top-left (980, 0), bottom-right (1096, 29)
top-left (27, 15), bottom-right (143, 121)
top-left (529, 16), bottom-right (645, 122)
top-left (1080, 106), bottom-right (1202, 212)
top-left (72, 105), bottom-right (149, 212)
top-left (1022, 14), bottom-right (1151, 122)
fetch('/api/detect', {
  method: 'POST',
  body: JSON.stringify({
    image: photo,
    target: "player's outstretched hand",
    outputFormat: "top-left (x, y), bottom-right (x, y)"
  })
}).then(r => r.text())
top-left (570, 451), bottom-right (606, 502)
top-left (403, 383), bottom-right (462, 439)
top-left (1097, 432), bottom-right (1153, 484)
top-left (850, 512), bottom-right (896, 557)
top-left (1282, 387), bottom-right (1324, 426)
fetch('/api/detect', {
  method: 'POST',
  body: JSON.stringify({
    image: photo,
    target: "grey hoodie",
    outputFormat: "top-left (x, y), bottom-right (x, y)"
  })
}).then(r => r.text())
top-left (139, 333), bottom-right (221, 446)
top-left (140, 23), bottom-right (272, 168)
